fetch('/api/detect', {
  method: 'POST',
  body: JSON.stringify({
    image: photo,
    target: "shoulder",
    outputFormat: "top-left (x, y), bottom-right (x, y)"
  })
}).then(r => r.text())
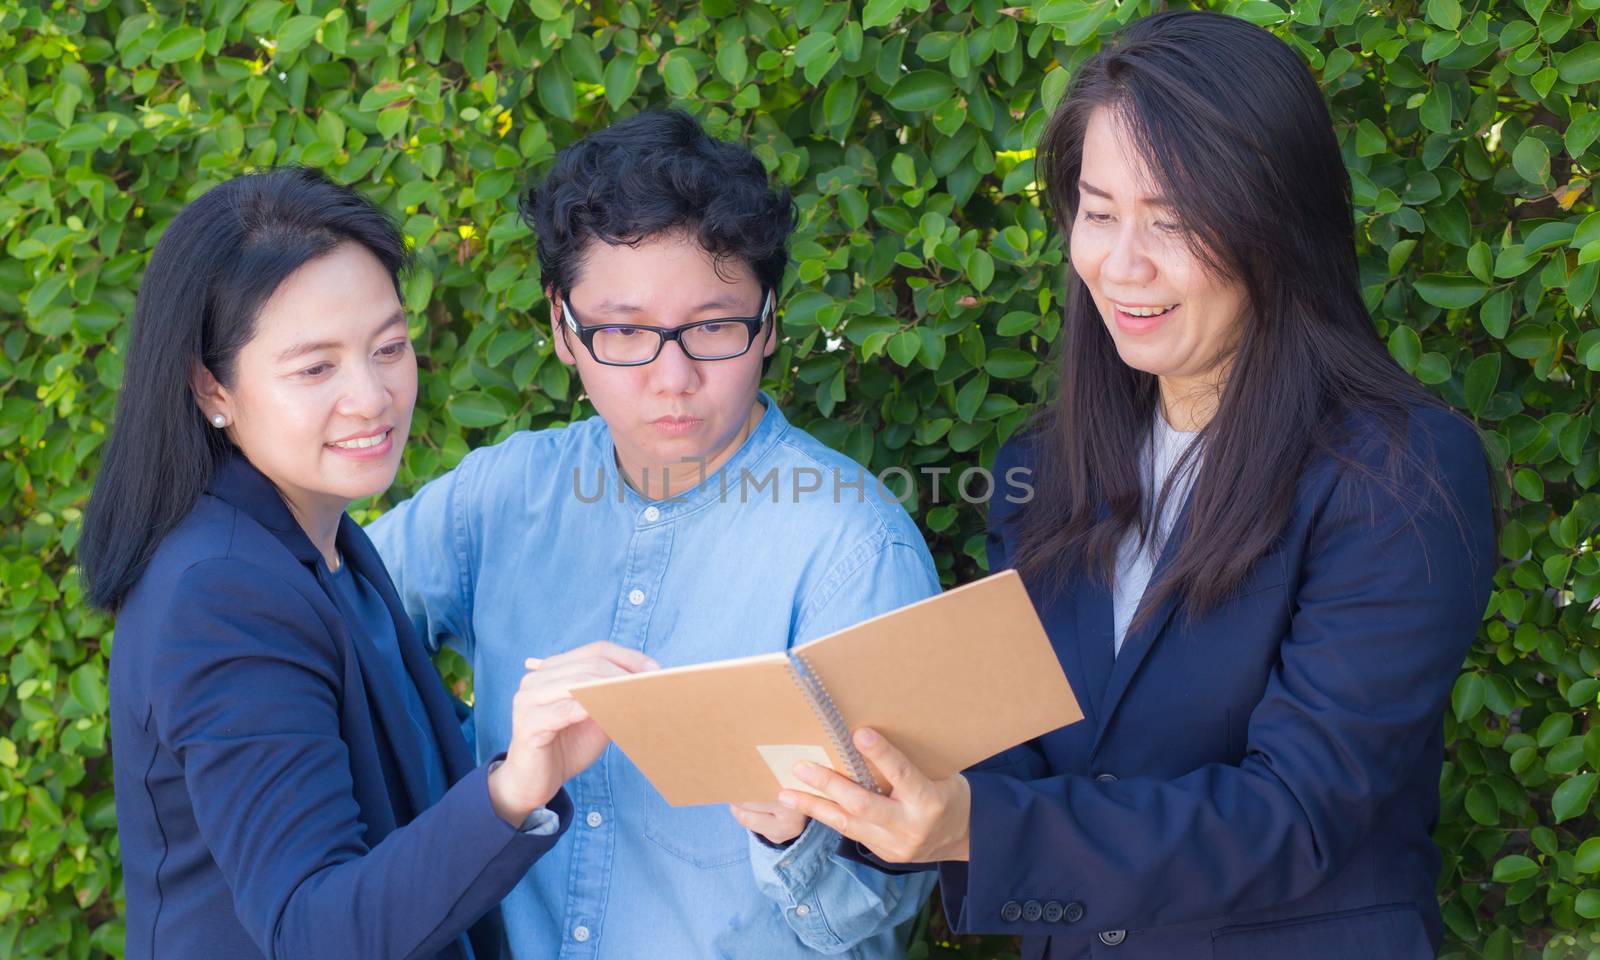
top-left (117, 499), bottom-right (331, 660)
top-left (455, 415), bottom-right (608, 485)
top-left (1313, 402), bottom-right (1489, 504)
top-left (766, 421), bottom-right (929, 554)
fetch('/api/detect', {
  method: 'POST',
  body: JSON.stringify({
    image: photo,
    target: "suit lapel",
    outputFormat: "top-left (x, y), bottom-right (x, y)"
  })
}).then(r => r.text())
top-left (1067, 575), bottom-right (1115, 727)
top-left (1090, 494), bottom-right (1194, 756)
top-left (339, 518), bottom-right (477, 786)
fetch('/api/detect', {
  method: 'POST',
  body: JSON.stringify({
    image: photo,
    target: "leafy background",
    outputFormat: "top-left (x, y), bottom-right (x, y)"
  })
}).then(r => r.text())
top-left (1, 0), bottom-right (1597, 956)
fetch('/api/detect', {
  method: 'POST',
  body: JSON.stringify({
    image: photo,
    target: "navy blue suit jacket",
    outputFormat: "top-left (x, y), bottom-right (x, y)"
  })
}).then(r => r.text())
top-left (931, 407), bottom-right (1494, 959)
top-left (109, 455), bottom-right (570, 960)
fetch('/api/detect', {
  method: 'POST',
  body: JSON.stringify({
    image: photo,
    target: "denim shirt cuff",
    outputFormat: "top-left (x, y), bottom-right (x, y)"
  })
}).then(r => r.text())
top-left (748, 818), bottom-right (843, 943)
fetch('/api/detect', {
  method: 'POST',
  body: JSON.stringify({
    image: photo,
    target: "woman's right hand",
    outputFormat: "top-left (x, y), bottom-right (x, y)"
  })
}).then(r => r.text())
top-left (487, 641), bottom-right (659, 826)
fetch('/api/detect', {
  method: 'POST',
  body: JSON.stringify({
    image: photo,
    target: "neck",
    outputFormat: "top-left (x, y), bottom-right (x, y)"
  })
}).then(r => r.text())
top-left (1157, 367), bottom-right (1228, 433)
top-left (280, 490), bottom-right (347, 570)
top-left (618, 397), bottom-right (766, 501)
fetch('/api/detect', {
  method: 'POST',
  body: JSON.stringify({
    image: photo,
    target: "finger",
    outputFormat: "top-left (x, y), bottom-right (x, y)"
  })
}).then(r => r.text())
top-left (852, 728), bottom-right (932, 803)
top-left (525, 657), bottom-right (543, 670)
top-left (734, 800), bottom-right (790, 816)
top-left (795, 761), bottom-right (896, 824)
top-left (539, 641), bottom-right (660, 673)
top-left (777, 790), bottom-right (872, 843)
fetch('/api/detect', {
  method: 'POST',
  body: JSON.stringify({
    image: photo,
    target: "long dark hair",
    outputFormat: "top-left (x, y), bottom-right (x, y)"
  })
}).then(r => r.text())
top-left (81, 168), bottom-right (407, 611)
top-left (1015, 11), bottom-right (1455, 621)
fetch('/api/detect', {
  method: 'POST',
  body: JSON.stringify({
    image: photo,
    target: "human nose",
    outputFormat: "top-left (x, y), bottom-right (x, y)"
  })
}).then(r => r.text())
top-left (337, 360), bottom-right (389, 419)
top-left (646, 337), bottom-right (700, 395)
top-left (1100, 221), bottom-right (1157, 288)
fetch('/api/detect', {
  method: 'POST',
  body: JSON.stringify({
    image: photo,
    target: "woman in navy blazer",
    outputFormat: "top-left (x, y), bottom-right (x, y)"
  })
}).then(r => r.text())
top-left (780, 13), bottom-right (1496, 959)
top-left (82, 169), bottom-right (654, 960)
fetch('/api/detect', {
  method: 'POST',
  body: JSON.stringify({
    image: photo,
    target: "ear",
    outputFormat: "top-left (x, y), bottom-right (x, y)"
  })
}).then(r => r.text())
top-left (760, 291), bottom-right (779, 359)
top-left (189, 361), bottom-right (233, 427)
top-left (548, 287), bottom-right (578, 366)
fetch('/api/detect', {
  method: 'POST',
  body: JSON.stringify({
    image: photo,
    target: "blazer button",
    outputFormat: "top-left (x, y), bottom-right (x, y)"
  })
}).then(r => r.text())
top-left (1001, 900), bottom-right (1023, 923)
top-left (1094, 772), bottom-right (1117, 782)
top-left (1042, 901), bottom-right (1064, 923)
top-left (1064, 901), bottom-right (1085, 923)
top-left (1099, 929), bottom-right (1127, 946)
top-left (1022, 900), bottom-right (1043, 922)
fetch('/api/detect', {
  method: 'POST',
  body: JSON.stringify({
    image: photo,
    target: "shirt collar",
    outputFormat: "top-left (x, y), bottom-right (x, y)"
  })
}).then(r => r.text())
top-left (601, 390), bottom-right (789, 518)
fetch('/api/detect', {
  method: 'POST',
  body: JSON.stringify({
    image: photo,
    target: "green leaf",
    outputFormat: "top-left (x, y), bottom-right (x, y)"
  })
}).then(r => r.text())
top-left (968, 249), bottom-right (995, 292)
top-left (985, 348), bottom-right (1036, 379)
top-left (1554, 773), bottom-right (1598, 823)
top-left (1557, 42), bottom-right (1600, 84)
top-left (1463, 352), bottom-right (1500, 415)
top-left (537, 59), bottom-right (577, 120)
top-left (887, 330), bottom-right (920, 367)
top-left (1576, 838), bottom-right (1600, 874)
top-left (604, 55), bottom-right (641, 110)
top-left (277, 15), bottom-right (322, 55)
top-left (153, 25), bottom-right (205, 64)
top-left (1427, 0), bottom-right (1462, 30)
top-left (446, 392), bottom-right (509, 428)
top-left (862, 0), bottom-right (906, 28)
top-left (1466, 241), bottom-right (1492, 284)
top-left (1419, 84), bottom-right (1453, 134)
top-left (1387, 325), bottom-right (1422, 371)
top-left (1512, 135), bottom-right (1551, 185)
top-left (661, 53), bottom-right (699, 99)
top-left (716, 39), bottom-right (748, 87)
top-left (1492, 854), bottom-right (1540, 883)
top-left (887, 71), bottom-right (956, 112)
top-left (1452, 672), bottom-right (1486, 722)
top-left (1577, 890), bottom-right (1600, 919)
top-left (1413, 274), bottom-right (1488, 309)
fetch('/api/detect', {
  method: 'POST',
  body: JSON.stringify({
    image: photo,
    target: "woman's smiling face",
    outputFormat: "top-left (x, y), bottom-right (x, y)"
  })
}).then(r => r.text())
top-left (1069, 106), bottom-right (1251, 406)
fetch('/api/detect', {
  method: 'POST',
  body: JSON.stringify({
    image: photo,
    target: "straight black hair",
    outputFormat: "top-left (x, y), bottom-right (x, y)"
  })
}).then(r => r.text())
top-left (1017, 10), bottom-right (1459, 622)
top-left (81, 167), bottom-right (407, 610)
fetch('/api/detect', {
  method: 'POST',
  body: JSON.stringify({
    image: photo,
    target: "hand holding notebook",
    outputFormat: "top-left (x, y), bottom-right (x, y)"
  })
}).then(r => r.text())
top-left (569, 570), bottom-right (1083, 806)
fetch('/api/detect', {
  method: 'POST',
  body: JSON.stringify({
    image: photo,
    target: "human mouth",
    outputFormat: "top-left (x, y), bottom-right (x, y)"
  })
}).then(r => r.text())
top-left (651, 416), bottom-right (702, 436)
top-left (326, 428), bottom-right (394, 459)
top-left (1111, 302), bottom-right (1179, 334)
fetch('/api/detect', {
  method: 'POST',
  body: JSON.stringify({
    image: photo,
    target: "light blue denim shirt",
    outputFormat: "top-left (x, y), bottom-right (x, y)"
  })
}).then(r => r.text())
top-left (369, 393), bottom-right (938, 959)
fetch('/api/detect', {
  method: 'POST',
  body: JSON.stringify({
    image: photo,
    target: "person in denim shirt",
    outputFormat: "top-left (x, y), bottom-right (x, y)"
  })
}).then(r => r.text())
top-left (369, 110), bottom-right (938, 958)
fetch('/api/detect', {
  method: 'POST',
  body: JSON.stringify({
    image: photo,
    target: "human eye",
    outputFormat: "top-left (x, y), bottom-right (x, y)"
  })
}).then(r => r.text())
top-left (699, 321), bottom-right (730, 334)
top-left (375, 338), bottom-right (409, 360)
top-left (1082, 210), bottom-right (1114, 224)
top-left (1153, 220), bottom-right (1185, 234)
top-left (604, 326), bottom-right (642, 338)
top-left (297, 362), bottom-right (334, 379)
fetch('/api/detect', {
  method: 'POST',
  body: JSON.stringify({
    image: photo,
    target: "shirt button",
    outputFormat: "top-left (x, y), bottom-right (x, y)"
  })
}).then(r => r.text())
top-left (1022, 900), bottom-right (1043, 922)
top-left (643, 506), bottom-right (661, 522)
top-left (1094, 772), bottom-right (1118, 782)
top-left (1064, 901), bottom-right (1085, 923)
top-left (1000, 900), bottom-right (1023, 923)
top-left (586, 811), bottom-right (603, 828)
top-left (573, 925), bottom-right (591, 942)
top-left (1042, 900), bottom-right (1064, 923)
top-left (1099, 929), bottom-right (1126, 946)
top-left (628, 589), bottom-right (645, 606)
top-left (794, 904), bottom-right (811, 917)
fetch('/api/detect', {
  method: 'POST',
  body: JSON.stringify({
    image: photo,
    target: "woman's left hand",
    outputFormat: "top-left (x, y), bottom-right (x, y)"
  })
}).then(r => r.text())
top-left (779, 727), bottom-right (971, 863)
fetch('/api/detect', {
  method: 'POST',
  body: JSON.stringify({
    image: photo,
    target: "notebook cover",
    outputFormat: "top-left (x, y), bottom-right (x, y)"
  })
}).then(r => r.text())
top-left (570, 570), bottom-right (1082, 806)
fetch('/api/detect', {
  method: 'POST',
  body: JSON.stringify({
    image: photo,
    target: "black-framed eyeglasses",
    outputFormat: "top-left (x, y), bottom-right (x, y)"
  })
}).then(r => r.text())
top-left (559, 289), bottom-right (774, 366)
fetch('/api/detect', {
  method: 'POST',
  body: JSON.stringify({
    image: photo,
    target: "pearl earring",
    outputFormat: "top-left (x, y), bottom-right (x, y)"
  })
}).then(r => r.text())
top-left (211, 414), bottom-right (226, 428)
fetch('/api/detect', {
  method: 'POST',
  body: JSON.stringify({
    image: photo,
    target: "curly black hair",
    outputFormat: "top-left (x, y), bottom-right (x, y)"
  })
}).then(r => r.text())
top-left (519, 109), bottom-right (795, 296)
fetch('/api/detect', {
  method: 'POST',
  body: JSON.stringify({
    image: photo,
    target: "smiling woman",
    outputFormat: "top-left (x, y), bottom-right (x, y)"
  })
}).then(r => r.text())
top-left (74, 168), bottom-right (636, 960)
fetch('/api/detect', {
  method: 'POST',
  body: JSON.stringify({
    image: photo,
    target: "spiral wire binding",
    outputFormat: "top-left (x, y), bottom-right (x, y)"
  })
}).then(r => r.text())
top-left (786, 650), bottom-right (881, 794)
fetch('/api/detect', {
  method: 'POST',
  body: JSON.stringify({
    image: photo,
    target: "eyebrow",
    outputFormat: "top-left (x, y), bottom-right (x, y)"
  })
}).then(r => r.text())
top-left (1078, 179), bottom-right (1177, 208)
top-left (588, 295), bottom-right (755, 316)
top-left (275, 310), bottom-right (407, 364)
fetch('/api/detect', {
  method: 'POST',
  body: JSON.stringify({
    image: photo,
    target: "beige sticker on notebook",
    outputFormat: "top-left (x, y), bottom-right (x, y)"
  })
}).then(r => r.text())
top-left (756, 744), bottom-right (835, 798)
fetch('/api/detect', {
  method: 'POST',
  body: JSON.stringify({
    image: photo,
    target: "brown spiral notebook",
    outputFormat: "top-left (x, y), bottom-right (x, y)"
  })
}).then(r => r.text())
top-left (569, 570), bottom-right (1083, 806)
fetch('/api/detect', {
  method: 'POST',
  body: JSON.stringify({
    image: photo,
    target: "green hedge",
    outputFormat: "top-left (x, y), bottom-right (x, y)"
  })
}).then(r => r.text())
top-left (1, 0), bottom-right (1597, 956)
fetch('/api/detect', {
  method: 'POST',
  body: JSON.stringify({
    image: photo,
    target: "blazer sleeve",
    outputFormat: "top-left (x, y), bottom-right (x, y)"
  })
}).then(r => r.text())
top-left (149, 557), bottom-right (569, 960)
top-left (947, 414), bottom-right (1496, 934)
